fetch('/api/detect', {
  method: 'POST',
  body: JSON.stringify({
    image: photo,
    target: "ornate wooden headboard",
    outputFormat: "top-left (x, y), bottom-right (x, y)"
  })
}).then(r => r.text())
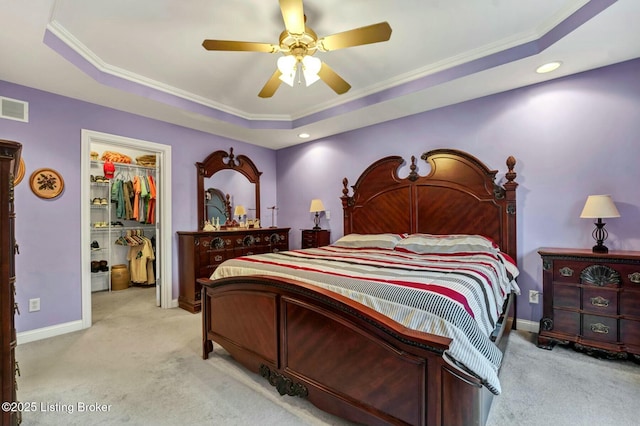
top-left (341, 149), bottom-right (518, 260)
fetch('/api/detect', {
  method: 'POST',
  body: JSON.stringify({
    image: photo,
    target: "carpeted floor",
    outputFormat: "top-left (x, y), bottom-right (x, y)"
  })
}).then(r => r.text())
top-left (15, 287), bottom-right (640, 425)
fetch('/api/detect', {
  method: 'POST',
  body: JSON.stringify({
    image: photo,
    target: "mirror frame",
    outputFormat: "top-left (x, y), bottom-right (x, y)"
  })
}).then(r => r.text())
top-left (196, 147), bottom-right (262, 230)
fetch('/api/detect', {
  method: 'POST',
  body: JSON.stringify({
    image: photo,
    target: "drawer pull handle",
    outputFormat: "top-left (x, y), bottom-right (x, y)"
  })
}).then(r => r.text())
top-left (15, 361), bottom-right (20, 377)
top-left (214, 255), bottom-right (223, 262)
top-left (559, 267), bottom-right (574, 277)
top-left (14, 302), bottom-right (20, 315)
top-left (590, 323), bottom-right (609, 334)
top-left (590, 296), bottom-right (609, 308)
top-left (629, 272), bottom-right (640, 284)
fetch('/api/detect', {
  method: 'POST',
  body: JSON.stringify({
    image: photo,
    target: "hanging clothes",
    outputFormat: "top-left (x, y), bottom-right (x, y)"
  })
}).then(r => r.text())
top-left (146, 174), bottom-right (156, 224)
top-left (126, 233), bottom-right (155, 285)
top-left (110, 179), bottom-right (125, 219)
top-left (132, 176), bottom-right (141, 221)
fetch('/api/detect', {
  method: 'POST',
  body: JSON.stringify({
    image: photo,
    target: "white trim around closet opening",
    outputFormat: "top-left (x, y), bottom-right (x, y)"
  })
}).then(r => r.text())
top-left (80, 129), bottom-right (173, 330)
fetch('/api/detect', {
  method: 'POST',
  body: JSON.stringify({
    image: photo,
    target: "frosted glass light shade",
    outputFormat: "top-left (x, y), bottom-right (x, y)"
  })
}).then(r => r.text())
top-left (234, 205), bottom-right (246, 216)
top-left (302, 55), bottom-right (321, 86)
top-left (277, 56), bottom-right (296, 87)
top-left (580, 195), bottom-right (620, 219)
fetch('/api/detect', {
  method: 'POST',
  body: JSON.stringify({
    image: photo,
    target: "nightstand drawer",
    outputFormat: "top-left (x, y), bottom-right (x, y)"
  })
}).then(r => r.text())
top-left (552, 261), bottom-right (583, 283)
top-left (553, 284), bottom-right (580, 309)
top-left (582, 287), bottom-right (618, 315)
top-left (551, 309), bottom-right (580, 335)
top-left (619, 264), bottom-right (640, 287)
top-left (620, 290), bottom-right (640, 318)
top-left (582, 314), bottom-right (618, 343)
top-left (620, 319), bottom-right (640, 348)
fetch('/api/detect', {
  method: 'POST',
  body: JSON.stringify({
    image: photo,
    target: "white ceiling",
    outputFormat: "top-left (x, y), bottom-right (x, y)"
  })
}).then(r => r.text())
top-left (1, 0), bottom-right (639, 149)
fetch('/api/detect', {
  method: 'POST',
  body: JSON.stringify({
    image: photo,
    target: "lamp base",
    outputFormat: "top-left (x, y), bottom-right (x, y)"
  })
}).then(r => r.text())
top-left (312, 225), bottom-right (321, 230)
top-left (592, 244), bottom-right (609, 254)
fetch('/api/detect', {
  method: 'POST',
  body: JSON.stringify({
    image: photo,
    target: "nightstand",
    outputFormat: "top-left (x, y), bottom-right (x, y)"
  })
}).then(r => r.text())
top-left (301, 229), bottom-right (330, 248)
top-left (537, 248), bottom-right (640, 360)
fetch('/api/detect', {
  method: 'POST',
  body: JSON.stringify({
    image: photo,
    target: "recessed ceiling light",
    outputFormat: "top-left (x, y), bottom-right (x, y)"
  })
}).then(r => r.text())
top-left (536, 61), bottom-right (562, 74)
top-left (298, 133), bottom-right (310, 139)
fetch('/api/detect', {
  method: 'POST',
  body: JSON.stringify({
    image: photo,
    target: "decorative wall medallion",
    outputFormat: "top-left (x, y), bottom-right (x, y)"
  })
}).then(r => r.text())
top-left (29, 168), bottom-right (64, 199)
top-left (14, 158), bottom-right (25, 186)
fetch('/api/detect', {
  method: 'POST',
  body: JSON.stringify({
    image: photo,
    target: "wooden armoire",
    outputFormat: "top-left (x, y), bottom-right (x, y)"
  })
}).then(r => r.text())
top-left (1, 140), bottom-right (21, 425)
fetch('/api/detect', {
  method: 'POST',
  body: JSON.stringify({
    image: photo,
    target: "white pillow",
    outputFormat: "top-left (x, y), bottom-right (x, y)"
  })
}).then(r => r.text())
top-left (333, 233), bottom-right (406, 249)
top-left (394, 233), bottom-right (498, 254)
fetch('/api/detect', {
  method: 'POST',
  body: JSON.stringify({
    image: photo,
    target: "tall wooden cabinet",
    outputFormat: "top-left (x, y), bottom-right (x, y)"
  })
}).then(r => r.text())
top-left (1, 140), bottom-right (21, 426)
top-left (177, 227), bottom-right (290, 313)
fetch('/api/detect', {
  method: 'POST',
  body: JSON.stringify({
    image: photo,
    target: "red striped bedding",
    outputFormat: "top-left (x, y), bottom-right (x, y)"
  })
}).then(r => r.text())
top-left (211, 244), bottom-right (520, 394)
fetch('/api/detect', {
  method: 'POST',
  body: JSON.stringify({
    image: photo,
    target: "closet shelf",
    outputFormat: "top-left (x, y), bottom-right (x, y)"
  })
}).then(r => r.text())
top-left (91, 225), bottom-right (155, 232)
top-left (90, 160), bottom-right (157, 172)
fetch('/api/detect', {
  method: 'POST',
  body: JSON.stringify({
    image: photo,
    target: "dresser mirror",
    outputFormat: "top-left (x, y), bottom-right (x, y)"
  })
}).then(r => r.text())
top-left (197, 148), bottom-right (262, 230)
top-left (205, 187), bottom-right (230, 226)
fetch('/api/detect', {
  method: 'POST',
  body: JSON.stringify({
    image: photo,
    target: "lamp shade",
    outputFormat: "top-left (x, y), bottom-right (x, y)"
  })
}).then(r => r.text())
top-left (309, 199), bottom-right (325, 213)
top-left (580, 195), bottom-right (620, 219)
top-left (234, 205), bottom-right (246, 216)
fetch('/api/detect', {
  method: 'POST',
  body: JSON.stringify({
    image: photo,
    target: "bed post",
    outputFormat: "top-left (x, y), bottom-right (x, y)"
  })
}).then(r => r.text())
top-left (341, 177), bottom-right (352, 235)
top-left (504, 155), bottom-right (518, 330)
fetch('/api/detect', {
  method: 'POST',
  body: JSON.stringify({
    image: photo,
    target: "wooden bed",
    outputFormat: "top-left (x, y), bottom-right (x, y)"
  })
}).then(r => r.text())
top-left (199, 149), bottom-right (518, 426)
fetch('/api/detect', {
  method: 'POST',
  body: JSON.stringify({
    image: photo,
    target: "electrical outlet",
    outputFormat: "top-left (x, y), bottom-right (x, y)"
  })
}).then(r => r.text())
top-left (529, 290), bottom-right (539, 304)
top-left (325, 210), bottom-right (331, 220)
top-left (29, 298), bottom-right (40, 312)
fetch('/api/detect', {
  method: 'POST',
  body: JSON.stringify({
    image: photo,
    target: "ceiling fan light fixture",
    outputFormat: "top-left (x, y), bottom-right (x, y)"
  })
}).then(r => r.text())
top-left (277, 55), bottom-right (297, 86)
top-left (302, 55), bottom-right (321, 86)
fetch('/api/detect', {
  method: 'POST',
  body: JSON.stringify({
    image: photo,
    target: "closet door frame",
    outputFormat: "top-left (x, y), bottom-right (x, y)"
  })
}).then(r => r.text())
top-left (80, 129), bottom-right (173, 329)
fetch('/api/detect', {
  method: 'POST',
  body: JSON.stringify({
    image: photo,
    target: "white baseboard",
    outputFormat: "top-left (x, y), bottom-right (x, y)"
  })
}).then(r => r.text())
top-left (514, 318), bottom-right (538, 333)
top-left (17, 320), bottom-right (85, 345)
top-left (170, 298), bottom-right (178, 308)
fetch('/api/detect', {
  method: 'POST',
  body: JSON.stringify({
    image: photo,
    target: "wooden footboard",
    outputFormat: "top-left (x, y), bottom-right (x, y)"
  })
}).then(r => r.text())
top-left (200, 276), bottom-right (505, 426)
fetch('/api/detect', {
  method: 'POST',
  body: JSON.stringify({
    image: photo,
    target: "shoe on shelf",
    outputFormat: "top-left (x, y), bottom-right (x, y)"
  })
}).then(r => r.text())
top-left (100, 198), bottom-right (108, 205)
top-left (92, 198), bottom-right (101, 205)
top-left (90, 175), bottom-right (95, 183)
top-left (91, 240), bottom-right (100, 250)
top-left (99, 260), bottom-right (109, 272)
top-left (91, 261), bottom-right (100, 273)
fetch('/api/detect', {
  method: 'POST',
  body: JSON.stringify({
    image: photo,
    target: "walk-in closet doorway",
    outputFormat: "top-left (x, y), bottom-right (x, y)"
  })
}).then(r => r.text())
top-left (80, 129), bottom-right (172, 329)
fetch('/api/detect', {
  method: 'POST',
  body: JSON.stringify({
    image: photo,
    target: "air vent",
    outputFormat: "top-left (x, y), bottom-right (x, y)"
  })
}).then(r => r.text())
top-left (1, 96), bottom-right (29, 122)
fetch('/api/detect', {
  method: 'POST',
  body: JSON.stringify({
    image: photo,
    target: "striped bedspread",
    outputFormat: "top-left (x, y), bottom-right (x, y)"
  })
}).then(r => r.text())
top-left (211, 245), bottom-right (519, 394)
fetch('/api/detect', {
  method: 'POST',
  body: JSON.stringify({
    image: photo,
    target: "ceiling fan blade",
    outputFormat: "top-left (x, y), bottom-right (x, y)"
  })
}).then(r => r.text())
top-left (258, 70), bottom-right (283, 98)
top-left (319, 22), bottom-right (392, 51)
top-left (317, 62), bottom-right (351, 95)
top-left (279, 0), bottom-right (305, 35)
top-left (202, 40), bottom-right (278, 53)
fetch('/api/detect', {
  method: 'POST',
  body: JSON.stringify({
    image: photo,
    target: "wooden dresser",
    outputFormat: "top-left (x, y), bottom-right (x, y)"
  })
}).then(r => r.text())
top-left (301, 229), bottom-right (330, 249)
top-left (177, 227), bottom-right (290, 313)
top-left (537, 248), bottom-right (640, 360)
top-left (1, 140), bottom-right (21, 426)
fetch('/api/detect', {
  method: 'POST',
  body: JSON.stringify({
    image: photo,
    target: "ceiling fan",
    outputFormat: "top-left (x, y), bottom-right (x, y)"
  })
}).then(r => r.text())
top-left (202, 0), bottom-right (392, 98)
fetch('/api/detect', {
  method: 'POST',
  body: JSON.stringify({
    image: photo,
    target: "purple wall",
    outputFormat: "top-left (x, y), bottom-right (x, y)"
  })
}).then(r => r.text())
top-left (0, 81), bottom-right (277, 332)
top-left (3, 58), bottom-right (640, 333)
top-left (276, 58), bottom-right (640, 324)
